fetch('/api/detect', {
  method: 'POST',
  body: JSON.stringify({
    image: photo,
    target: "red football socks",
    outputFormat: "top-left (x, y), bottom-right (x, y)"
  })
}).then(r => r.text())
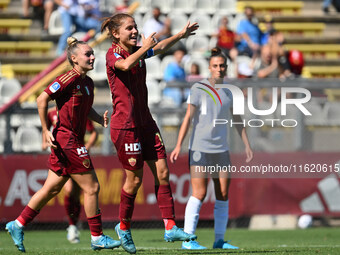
top-left (16, 205), bottom-right (39, 226)
top-left (87, 213), bottom-right (103, 236)
top-left (155, 185), bottom-right (176, 230)
top-left (64, 195), bottom-right (81, 226)
top-left (119, 189), bottom-right (136, 230)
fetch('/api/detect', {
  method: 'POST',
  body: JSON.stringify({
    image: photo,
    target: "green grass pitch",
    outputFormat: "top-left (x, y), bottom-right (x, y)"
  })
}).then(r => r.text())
top-left (1, 227), bottom-right (340, 254)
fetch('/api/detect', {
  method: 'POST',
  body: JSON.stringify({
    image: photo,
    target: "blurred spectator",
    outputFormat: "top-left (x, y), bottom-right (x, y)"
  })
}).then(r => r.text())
top-left (143, 6), bottom-right (171, 41)
top-left (115, 0), bottom-right (129, 13)
top-left (186, 63), bottom-right (203, 83)
top-left (212, 16), bottom-right (239, 59)
top-left (163, 49), bottom-right (187, 106)
top-left (227, 48), bottom-right (239, 78)
top-left (236, 6), bottom-right (261, 58)
top-left (22, 0), bottom-right (54, 35)
top-left (55, 0), bottom-right (101, 56)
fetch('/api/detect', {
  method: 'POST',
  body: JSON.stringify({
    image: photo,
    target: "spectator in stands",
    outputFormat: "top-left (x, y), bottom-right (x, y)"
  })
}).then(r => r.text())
top-left (170, 47), bottom-right (253, 250)
top-left (288, 50), bottom-right (304, 76)
top-left (22, 0), bottom-right (54, 36)
top-left (236, 6), bottom-right (262, 59)
top-left (186, 63), bottom-right (203, 83)
top-left (212, 16), bottom-right (239, 59)
top-left (55, 0), bottom-right (101, 56)
top-left (143, 6), bottom-right (171, 41)
top-left (42, 106), bottom-right (98, 244)
top-left (5, 37), bottom-right (119, 253)
top-left (163, 49), bottom-right (187, 106)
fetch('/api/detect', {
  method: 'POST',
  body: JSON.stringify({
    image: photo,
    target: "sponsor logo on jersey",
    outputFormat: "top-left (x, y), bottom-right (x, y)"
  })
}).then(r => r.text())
top-left (49, 82), bottom-right (61, 93)
top-left (125, 142), bottom-right (141, 153)
top-left (82, 159), bottom-right (91, 168)
top-left (114, 53), bottom-right (122, 59)
top-left (128, 157), bottom-right (137, 167)
top-left (77, 146), bottom-right (88, 156)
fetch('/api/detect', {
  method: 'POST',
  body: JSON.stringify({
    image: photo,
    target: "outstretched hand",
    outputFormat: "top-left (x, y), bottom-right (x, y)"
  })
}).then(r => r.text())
top-left (180, 21), bottom-right (199, 39)
top-left (141, 32), bottom-right (158, 50)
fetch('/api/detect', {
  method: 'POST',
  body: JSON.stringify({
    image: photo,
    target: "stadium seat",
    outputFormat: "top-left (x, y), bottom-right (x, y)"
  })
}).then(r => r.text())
top-left (259, 23), bottom-right (325, 37)
top-left (185, 36), bottom-right (210, 55)
top-left (324, 102), bottom-right (340, 126)
top-left (48, 10), bottom-right (65, 36)
top-left (0, 41), bottom-right (53, 56)
top-left (1, 64), bottom-right (48, 80)
top-left (184, 57), bottom-right (209, 78)
top-left (146, 79), bottom-right (162, 105)
top-left (10, 114), bottom-right (24, 127)
top-left (145, 56), bottom-right (162, 79)
top-left (237, 1), bottom-right (304, 15)
top-left (284, 44), bottom-right (340, 60)
top-left (196, 0), bottom-right (218, 14)
top-left (302, 66), bottom-right (340, 78)
top-left (0, 19), bottom-right (32, 34)
top-left (12, 125), bottom-right (42, 152)
top-left (131, 0), bottom-right (150, 13)
top-left (0, 0), bottom-right (10, 10)
top-left (0, 78), bottom-right (21, 106)
top-left (211, 13), bottom-right (244, 32)
top-left (217, 0), bottom-right (237, 15)
top-left (168, 12), bottom-right (188, 35)
top-left (89, 51), bottom-right (107, 81)
top-left (188, 13), bottom-right (212, 35)
top-left (150, 0), bottom-right (171, 13)
top-left (172, 0), bottom-right (195, 14)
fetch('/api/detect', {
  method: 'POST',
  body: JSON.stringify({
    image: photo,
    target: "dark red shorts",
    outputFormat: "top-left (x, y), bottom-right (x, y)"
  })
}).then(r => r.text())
top-left (47, 144), bottom-right (94, 176)
top-left (111, 122), bottom-right (167, 170)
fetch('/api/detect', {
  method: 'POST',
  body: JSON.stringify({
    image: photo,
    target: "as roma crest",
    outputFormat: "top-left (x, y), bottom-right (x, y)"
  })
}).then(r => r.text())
top-left (128, 157), bottom-right (137, 167)
top-left (82, 159), bottom-right (91, 168)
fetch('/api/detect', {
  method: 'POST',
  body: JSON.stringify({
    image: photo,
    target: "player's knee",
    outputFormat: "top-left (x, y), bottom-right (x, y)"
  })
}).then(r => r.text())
top-left (84, 182), bottom-right (100, 196)
top-left (193, 191), bottom-right (207, 201)
top-left (218, 191), bottom-right (229, 201)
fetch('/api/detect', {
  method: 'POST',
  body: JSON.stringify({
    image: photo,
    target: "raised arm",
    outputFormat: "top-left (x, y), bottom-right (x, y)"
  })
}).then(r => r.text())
top-left (114, 32), bottom-right (157, 71)
top-left (37, 91), bottom-right (56, 149)
top-left (232, 112), bottom-right (253, 162)
top-left (153, 21), bottom-right (199, 56)
top-left (170, 104), bottom-right (196, 163)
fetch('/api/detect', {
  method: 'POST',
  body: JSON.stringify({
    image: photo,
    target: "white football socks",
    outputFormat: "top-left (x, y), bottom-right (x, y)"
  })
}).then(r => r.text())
top-left (184, 196), bottom-right (203, 235)
top-left (214, 199), bottom-right (229, 242)
top-left (91, 235), bottom-right (103, 242)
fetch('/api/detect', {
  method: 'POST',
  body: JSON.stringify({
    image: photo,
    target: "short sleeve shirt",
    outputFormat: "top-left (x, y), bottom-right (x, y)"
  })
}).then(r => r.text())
top-left (106, 43), bottom-right (154, 129)
top-left (44, 68), bottom-right (94, 149)
top-left (188, 79), bottom-right (233, 153)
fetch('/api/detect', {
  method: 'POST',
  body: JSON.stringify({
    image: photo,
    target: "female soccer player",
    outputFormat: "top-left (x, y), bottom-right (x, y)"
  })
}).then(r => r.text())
top-left (101, 13), bottom-right (198, 254)
top-left (6, 37), bottom-right (120, 252)
top-left (170, 47), bottom-right (254, 250)
top-left (43, 107), bottom-right (98, 244)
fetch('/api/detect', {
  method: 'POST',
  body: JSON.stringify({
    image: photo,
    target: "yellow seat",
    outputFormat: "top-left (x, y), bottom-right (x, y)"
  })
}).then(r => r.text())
top-left (302, 66), bottom-right (340, 78)
top-left (0, 41), bottom-right (54, 56)
top-left (259, 23), bottom-right (325, 36)
top-left (0, 19), bottom-right (32, 34)
top-left (1, 64), bottom-right (49, 79)
top-left (237, 1), bottom-right (304, 15)
top-left (0, 0), bottom-right (10, 10)
top-left (284, 44), bottom-right (340, 60)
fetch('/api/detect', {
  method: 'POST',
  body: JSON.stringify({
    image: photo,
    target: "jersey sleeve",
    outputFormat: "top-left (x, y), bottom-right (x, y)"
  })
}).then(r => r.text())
top-left (44, 74), bottom-right (75, 100)
top-left (188, 84), bottom-right (200, 106)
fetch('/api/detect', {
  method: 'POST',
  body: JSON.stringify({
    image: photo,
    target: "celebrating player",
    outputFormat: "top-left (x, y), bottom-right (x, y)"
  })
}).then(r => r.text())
top-left (6, 37), bottom-right (120, 252)
top-left (170, 47), bottom-right (253, 250)
top-left (101, 13), bottom-right (198, 254)
top-left (42, 106), bottom-right (98, 243)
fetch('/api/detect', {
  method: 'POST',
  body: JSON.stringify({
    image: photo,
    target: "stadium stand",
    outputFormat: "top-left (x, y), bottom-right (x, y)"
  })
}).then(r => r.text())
top-left (0, 19), bottom-right (32, 34)
top-left (0, 77), bottom-right (21, 105)
top-left (237, 1), bottom-right (304, 15)
top-left (0, 41), bottom-right (53, 56)
top-left (0, 0), bottom-right (10, 10)
top-left (12, 125), bottom-right (42, 152)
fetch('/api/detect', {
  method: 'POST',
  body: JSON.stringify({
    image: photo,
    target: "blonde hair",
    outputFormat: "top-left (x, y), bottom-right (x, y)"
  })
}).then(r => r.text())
top-left (66, 36), bottom-right (87, 66)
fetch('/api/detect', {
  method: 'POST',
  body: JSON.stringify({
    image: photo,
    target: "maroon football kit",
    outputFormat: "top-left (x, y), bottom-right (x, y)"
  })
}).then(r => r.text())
top-left (44, 68), bottom-right (95, 175)
top-left (106, 43), bottom-right (166, 170)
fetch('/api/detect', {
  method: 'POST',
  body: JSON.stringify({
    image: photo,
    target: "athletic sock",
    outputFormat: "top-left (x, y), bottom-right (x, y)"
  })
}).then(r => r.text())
top-left (15, 220), bottom-right (24, 228)
top-left (91, 235), bottom-right (103, 241)
top-left (119, 189), bottom-right (136, 230)
top-left (184, 196), bottom-right (203, 234)
top-left (214, 199), bottom-right (229, 242)
top-left (64, 195), bottom-right (81, 226)
top-left (155, 185), bottom-right (176, 230)
top-left (87, 213), bottom-right (103, 236)
top-left (16, 205), bottom-right (39, 227)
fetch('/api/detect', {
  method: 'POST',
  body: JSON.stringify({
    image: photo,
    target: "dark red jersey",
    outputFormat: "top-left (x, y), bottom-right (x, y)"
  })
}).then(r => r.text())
top-left (47, 109), bottom-right (95, 135)
top-left (106, 43), bottom-right (154, 129)
top-left (44, 68), bottom-right (94, 149)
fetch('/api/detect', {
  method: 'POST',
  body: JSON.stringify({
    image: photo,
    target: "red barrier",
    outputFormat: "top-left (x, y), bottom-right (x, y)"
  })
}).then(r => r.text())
top-left (1, 153), bottom-right (340, 222)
